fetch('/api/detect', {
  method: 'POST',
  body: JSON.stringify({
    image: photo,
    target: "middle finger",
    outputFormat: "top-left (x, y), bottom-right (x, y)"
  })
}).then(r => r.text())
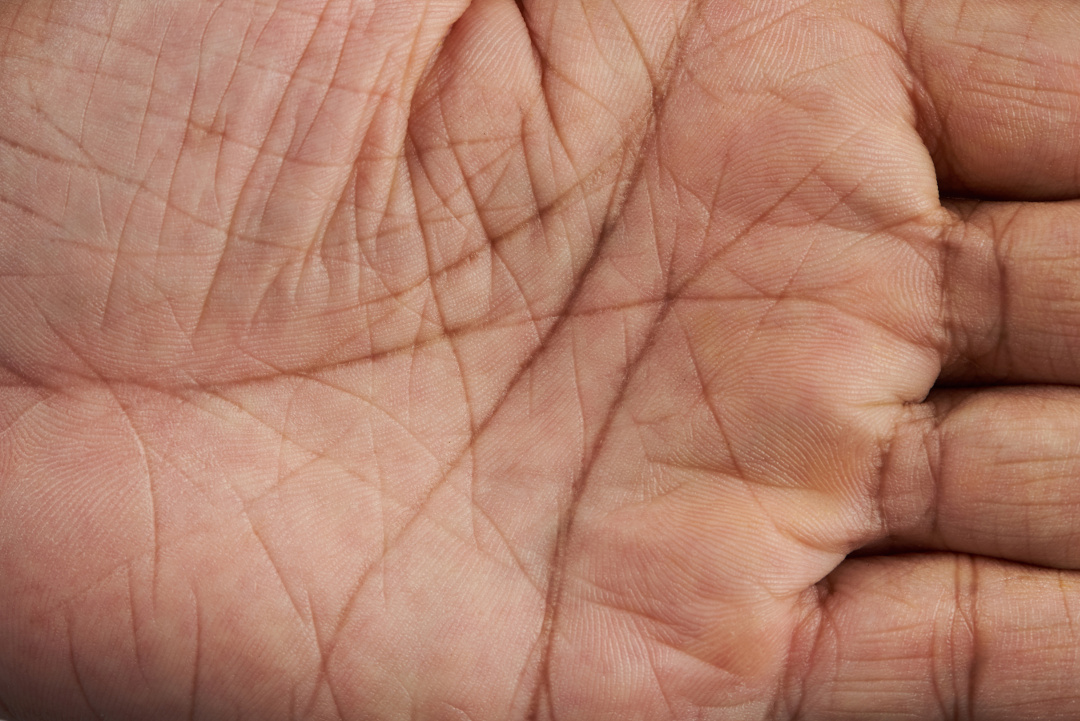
top-left (938, 199), bottom-right (1080, 384)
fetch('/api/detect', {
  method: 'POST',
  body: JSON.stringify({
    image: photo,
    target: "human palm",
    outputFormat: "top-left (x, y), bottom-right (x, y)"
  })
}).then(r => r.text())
top-left (3, 0), bottom-right (1080, 718)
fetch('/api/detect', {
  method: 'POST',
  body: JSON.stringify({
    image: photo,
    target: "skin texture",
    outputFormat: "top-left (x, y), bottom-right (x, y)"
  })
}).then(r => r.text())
top-left (2, 0), bottom-right (1080, 718)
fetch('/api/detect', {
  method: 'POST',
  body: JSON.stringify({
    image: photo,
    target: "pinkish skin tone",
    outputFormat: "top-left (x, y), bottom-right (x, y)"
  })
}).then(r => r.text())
top-left (2, 0), bottom-right (1080, 719)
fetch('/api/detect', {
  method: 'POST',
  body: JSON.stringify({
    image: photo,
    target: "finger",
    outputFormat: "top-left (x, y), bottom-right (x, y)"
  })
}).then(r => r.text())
top-left (874, 386), bottom-right (1080, 570)
top-left (902, 0), bottom-right (1080, 200)
top-left (784, 554), bottom-right (1080, 720)
top-left (938, 199), bottom-right (1080, 383)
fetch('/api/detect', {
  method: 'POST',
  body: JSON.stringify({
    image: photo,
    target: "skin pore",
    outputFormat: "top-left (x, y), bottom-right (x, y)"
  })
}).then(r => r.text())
top-left (2, 0), bottom-right (1080, 718)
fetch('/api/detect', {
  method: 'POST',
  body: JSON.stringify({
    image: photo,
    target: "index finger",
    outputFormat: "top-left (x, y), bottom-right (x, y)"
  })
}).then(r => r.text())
top-left (903, 0), bottom-right (1080, 200)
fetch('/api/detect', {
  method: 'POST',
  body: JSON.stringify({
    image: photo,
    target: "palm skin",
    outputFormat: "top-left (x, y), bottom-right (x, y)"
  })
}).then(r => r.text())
top-left (3, 0), bottom-right (1080, 718)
